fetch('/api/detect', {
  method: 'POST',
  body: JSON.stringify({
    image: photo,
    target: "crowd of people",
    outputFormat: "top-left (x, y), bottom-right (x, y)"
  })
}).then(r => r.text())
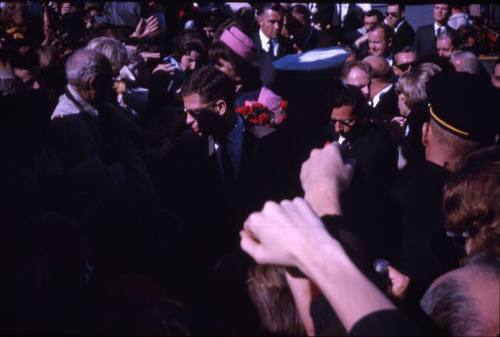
top-left (0, 1), bottom-right (499, 335)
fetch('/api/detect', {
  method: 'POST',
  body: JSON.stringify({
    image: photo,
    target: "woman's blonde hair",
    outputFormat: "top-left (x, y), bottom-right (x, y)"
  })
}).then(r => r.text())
top-left (396, 62), bottom-right (441, 111)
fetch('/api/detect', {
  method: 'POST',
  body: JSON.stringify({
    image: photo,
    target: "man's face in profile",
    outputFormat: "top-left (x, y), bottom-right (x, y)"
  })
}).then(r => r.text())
top-left (183, 93), bottom-right (221, 138)
top-left (344, 67), bottom-right (371, 99)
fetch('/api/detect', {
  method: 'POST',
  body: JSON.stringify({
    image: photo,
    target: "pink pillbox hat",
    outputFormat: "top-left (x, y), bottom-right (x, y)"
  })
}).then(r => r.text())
top-left (258, 86), bottom-right (282, 113)
top-left (220, 26), bottom-right (255, 62)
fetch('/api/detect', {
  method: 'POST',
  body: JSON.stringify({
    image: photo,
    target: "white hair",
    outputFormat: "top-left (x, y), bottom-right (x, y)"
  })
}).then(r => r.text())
top-left (65, 48), bottom-right (111, 89)
top-left (86, 37), bottom-right (129, 76)
top-left (450, 51), bottom-right (480, 75)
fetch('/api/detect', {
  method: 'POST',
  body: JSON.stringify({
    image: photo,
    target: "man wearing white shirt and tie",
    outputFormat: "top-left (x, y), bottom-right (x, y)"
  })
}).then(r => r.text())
top-left (252, 3), bottom-right (294, 85)
top-left (413, 4), bottom-right (455, 57)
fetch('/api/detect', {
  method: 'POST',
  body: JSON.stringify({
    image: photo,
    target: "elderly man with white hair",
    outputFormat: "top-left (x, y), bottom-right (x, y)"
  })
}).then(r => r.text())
top-left (51, 48), bottom-right (154, 204)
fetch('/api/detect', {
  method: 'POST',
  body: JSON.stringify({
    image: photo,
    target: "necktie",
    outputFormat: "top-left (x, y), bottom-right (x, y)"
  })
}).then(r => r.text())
top-left (267, 40), bottom-right (274, 57)
top-left (437, 26), bottom-right (443, 36)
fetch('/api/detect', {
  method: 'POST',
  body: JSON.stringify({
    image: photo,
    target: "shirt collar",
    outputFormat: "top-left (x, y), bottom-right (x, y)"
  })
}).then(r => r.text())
top-left (259, 29), bottom-right (277, 52)
top-left (371, 83), bottom-right (393, 107)
top-left (67, 84), bottom-right (99, 118)
top-left (434, 22), bottom-right (445, 35)
top-left (394, 19), bottom-right (404, 33)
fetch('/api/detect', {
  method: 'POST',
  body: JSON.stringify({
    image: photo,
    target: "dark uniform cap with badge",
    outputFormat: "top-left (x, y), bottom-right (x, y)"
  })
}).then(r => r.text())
top-left (426, 71), bottom-right (500, 143)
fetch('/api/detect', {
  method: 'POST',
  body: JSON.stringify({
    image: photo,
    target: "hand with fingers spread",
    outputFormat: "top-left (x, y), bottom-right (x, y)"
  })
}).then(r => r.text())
top-left (131, 16), bottom-right (160, 39)
top-left (300, 142), bottom-right (354, 217)
top-left (241, 198), bottom-right (340, 268)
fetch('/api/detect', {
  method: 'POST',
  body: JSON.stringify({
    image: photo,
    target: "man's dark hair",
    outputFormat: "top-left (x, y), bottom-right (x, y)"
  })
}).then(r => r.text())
top-left (393, 46), bottom-right (417, 61)
top-left (256, 3), bottom-right (285, 17)
top-left (333, 84), bottom-right (369, 119)
top-left (365, 9), bottom-right (384, 23)
top-left (180, 66), bottom-right (236, 106)
top-left (369, 23), bottom-right (395, 43)
top-left (386, 3), bottom-right (406, 12)
top-left (289, 4), bottom-right (311, 24)
top-left (171, 31), bottom-right (207, 63)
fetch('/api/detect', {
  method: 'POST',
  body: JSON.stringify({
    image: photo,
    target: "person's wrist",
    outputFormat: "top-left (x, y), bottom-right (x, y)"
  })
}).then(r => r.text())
top-left (304, 186), bottom-right (342, 217)
top-left (295, 234), bottom-right (350, 279)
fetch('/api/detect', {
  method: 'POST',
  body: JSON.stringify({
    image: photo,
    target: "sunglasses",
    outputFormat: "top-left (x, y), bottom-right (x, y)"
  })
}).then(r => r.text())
top-left (386, 12), bottom-right (398, 17)
top-left (184, 102), bottom-right (217, 116)
top-left (395, 61), bottom-right (416, 72)
top-left (330, 118), bottom-right (355, 127)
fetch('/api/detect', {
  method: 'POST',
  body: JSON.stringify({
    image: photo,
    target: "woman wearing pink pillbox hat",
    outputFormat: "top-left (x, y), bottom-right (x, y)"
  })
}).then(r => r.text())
top-left (209, 20), bottom-right (263, 108)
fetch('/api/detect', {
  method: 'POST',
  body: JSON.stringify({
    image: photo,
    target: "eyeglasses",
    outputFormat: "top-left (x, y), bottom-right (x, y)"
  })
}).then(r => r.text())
top-left (445, 227), bottom-right (477, 249)
top-left (395, 61), bottom-right (416, 72)
top-left (330, 118), bottom-right (356, 127)
top-left (386, 12), bottom-right (398, 17)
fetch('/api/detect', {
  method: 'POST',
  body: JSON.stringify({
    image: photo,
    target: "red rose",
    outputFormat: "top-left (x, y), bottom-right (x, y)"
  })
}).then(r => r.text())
top-left (258, 112), bottom-right (270, 125)
top-left (236, 106), bottom-right (251, 116)
top-left (279, 100), bottom-right (288, 110)
top-left (253, 102), bottom-right (266, 110)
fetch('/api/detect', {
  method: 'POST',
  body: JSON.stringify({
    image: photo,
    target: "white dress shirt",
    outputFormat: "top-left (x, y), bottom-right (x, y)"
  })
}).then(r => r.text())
top-left (259, 29), bottom-right (279, 57)
top-left (371, 83), bottom-right (393, 108)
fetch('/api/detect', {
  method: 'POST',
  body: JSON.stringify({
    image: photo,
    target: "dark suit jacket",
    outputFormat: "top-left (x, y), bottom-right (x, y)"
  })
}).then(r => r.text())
top-left (161, 123), bottom-right (275, 256)
top-left (51, 102), bottom-right (155, 206)
top-left (389, 160), bottom-right (462, 306)
top-left (252, 31), bottom-right (294, 86)
top-left (392, 20), bottom-right (415, 53)
top-left (413, 24), bottom-right (454, 57)
top-left (335, 121), bottom-right (399, 261)
top-left (370, 85), bottom-right (399, 129)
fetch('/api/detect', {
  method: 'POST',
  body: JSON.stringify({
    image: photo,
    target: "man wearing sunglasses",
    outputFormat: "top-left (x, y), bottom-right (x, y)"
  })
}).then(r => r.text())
top-left (392, 46), bottom-right (417, 78)
top-left (384, 4), bottom-right (415, 54)
top-left (172, 66), bottom-right (274, 254)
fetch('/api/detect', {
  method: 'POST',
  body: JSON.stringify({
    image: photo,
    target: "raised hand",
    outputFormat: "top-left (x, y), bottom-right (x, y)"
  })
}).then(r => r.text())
top-left (300, 142), bottom-right (354, 216)
top-left (241, 198), bottom-right (340, 267)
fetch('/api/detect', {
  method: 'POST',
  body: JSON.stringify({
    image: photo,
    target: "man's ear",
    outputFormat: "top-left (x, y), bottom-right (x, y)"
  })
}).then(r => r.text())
top-left (214, 99), bottom-right (227, 116)
top-left (422, 121), bottom-right (430, 147)
top-left (88, 75), bottom-right (97, 91)
top-left (257, 15), bottom-right (263, 27)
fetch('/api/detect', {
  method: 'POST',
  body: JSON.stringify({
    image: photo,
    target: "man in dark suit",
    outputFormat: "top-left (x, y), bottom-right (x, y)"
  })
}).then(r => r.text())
top-left (363, 55), bottom-right (399, 128)
top-left (413, 4), bottom-right (454, 57)
top-left (252, 3), bottom-right (294, 86)
top-left (51, 48), bottom-right (155, 207)
top-left (286, 4), bottom-right (335, 52)
top-left (168, 66), bottom-right (274, 334)
top-left (385, 4), bottom-right (415, 53)
top-left (163, 66), bottom-right (273, 257)
top-left (389, 71), bottom-right (499, 307)
top-left (330, 84), bottom-right (398, 261)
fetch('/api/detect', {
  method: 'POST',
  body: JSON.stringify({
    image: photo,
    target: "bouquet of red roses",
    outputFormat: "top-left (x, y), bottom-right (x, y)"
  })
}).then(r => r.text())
top-left (236, 99), bottom-right (287, 127)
